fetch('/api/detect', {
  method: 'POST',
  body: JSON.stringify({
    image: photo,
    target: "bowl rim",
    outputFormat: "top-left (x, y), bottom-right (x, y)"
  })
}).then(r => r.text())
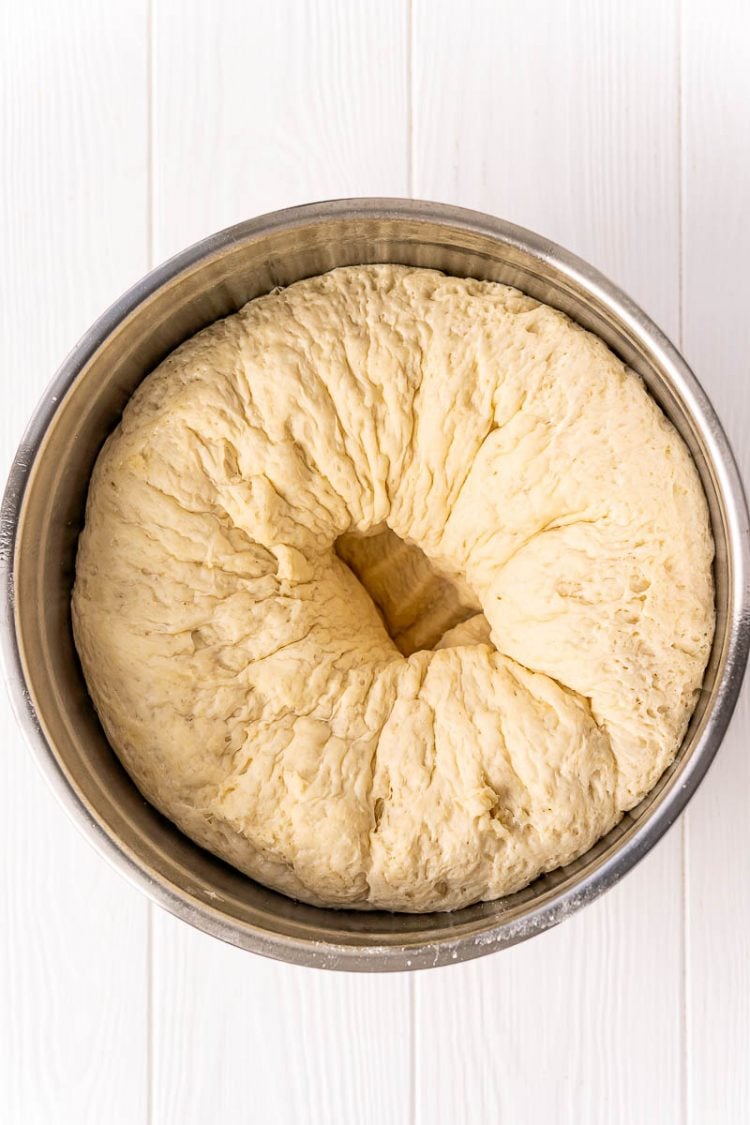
top-left (2, 197), bottom-right (749, 971)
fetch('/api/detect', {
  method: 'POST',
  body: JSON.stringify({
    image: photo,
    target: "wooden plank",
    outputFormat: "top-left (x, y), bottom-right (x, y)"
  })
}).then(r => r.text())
top-left (412, 2), bottom-right (685, 1121)
top-left (150, 3), bottom-right (412, 1122)
top-left (0, 2), bottom-right (150, 1122)
top-left (682, 1), bottom-right (750, 1119)
top-left (413, 0), bottom-right (680, 328)
top-left (415, 871), bottom-right (683, 1124)
top-left (153, 0), bottom-right (412, 260)
top-left (153, 914), bottom-right (413, 1124)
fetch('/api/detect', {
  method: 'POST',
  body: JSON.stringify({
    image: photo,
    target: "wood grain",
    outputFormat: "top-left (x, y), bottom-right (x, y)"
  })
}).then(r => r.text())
top-left (412, 2), bottom-right (686, 1121)
top-left (153, 913), bottom-right (413, 1124)
top-left (413, 0), bottom-right (681, 329)
top-left (0, 2), bottom-right (150, 1123)
top-left (2, 2), bottom-right (748, 1122)
top-left (151, 3), bottom-right (412, 1122)
top-left (682, 1), bottom-right (750, 1120)
top-left (152, 0), bottom-right (411, 259)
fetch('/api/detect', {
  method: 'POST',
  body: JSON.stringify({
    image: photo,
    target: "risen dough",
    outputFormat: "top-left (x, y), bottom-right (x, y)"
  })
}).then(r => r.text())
top-left (73, 266), bottom-right (714, 911)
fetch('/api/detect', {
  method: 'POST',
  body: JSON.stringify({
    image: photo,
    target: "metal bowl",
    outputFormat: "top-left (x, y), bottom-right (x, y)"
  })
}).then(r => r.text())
top-left (2, 199), bottom-right (748, 971)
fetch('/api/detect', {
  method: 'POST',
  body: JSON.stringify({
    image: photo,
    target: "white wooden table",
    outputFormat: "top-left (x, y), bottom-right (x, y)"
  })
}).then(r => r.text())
top-left (2, 3), bottom-right (748, 1122)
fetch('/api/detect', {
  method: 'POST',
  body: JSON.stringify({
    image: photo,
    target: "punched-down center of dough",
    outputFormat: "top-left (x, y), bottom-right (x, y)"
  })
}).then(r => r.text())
top-left (335, 525), bottom-right (491, 656)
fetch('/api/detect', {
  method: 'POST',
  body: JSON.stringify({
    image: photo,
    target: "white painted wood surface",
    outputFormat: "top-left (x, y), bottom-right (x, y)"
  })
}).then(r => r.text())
top-left (682, 2), bottom-right (750, 1119)
top-left (1, 2), bottom-right (747, 1122)
top-left (0, 4), bottom-right (150, 1124)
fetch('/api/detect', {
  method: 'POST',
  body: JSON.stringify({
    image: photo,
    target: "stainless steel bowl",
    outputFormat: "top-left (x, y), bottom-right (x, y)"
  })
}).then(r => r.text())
top-left (2, 199), bottom-right (748, 971)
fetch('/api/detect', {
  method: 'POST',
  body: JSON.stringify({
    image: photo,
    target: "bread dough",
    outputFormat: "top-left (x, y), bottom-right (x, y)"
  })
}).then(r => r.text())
top-left (72, 266), bottom-right (714, 912)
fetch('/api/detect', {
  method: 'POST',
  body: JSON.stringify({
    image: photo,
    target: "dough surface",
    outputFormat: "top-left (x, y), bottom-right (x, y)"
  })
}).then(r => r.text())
top-left (73, 265), bottom-right (715, 911)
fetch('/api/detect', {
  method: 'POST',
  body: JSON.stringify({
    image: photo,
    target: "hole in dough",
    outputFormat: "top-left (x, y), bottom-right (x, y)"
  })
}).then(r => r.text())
top-left (335, 525), bottom-right (492, 656)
